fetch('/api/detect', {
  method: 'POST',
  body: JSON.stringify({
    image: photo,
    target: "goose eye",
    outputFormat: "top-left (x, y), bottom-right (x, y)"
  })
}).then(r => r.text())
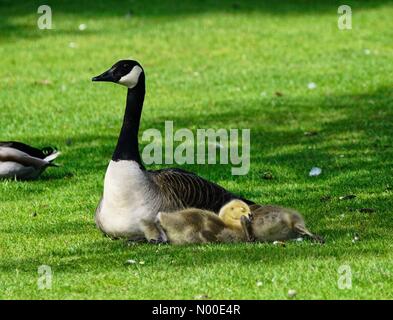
top-left (123, 64), bottom-right (129, 68)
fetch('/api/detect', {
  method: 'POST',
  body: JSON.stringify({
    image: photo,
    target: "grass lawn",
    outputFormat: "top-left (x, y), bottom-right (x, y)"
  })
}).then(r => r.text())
top-left (1, 0), bottom-right (393, 299)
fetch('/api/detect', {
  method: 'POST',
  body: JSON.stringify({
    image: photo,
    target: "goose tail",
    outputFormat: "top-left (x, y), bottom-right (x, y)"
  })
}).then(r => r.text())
top-left (44, 151), bottom-right (61, 165)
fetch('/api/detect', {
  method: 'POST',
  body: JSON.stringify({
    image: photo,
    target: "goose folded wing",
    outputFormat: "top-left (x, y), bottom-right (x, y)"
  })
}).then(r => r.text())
top-left (0, 141), bottom-right (55, 159)
top-left (0, 147), bottom-right (49, 168)
top-left (148, 168), bottom-right (255, 213)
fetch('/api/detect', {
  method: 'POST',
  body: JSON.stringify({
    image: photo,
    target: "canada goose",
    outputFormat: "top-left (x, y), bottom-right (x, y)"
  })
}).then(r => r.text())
top-left (240, 205), bottom-right (324, 243)
top-left (92, 60), bottom-right (255, 242)
top-left (155, 207), bottom-right (247, 244)
top-left (0, 141), bottom-right (60, 180)
top-left (218, 199), bottom-right (251, 231)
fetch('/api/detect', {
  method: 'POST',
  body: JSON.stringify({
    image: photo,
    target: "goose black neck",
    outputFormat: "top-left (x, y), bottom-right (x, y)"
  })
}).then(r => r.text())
top-left (112, 74), bottom-right (145, 168)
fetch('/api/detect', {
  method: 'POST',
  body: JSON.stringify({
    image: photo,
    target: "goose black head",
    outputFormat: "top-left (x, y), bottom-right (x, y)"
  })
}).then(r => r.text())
top-left (92, 60), bottom-right (144, 89)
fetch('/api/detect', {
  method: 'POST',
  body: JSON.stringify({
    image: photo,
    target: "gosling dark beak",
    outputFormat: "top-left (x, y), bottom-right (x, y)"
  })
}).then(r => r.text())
top-left (240, 215), bottom-right (255, 243)
top-left (92, 68), bottom-right (116, 82)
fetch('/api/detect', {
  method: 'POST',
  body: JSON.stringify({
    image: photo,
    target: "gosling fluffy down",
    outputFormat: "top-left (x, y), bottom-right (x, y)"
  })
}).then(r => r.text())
top-left (242, 205), bottom-right (324, 243)
top-left (156, 200), bottom-right (251, 244)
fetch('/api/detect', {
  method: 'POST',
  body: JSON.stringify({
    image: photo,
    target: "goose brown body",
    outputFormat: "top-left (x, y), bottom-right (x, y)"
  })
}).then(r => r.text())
top-left (148, 168), bottom-right (254, 213)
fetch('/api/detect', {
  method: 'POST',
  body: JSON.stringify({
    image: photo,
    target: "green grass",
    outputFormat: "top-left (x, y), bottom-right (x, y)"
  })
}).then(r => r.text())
top-left (1, 0), bottom-right (393, 299)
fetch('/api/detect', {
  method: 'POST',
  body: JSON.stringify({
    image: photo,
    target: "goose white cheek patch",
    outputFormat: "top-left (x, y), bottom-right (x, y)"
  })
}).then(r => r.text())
top-left (118, 65), bottom-right (143, 88)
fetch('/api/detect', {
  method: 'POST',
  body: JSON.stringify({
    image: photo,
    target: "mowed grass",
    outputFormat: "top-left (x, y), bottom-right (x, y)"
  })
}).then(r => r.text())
top-left (1, 0), bottom-right (393, 299)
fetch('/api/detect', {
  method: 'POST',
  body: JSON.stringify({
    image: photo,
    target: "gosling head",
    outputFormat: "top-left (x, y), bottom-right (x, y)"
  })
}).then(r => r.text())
top-left (219, 199), bottom-right (251, 223)
top-left (92, 60), bottom-right (144, 89)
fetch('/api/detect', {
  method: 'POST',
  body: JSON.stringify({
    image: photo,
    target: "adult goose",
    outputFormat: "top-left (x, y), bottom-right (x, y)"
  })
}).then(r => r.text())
top-left (0, 141), bottom-right (60, 180)
top-left (92, 60), bottom-right (256, 242)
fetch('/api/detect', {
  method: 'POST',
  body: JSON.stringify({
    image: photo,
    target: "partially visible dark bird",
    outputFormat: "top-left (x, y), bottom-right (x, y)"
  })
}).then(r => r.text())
top-left (0, 141), bottom-right (60, 180)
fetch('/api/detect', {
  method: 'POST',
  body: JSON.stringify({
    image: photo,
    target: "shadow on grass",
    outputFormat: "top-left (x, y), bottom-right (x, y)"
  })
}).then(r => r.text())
top-left (13, 86), bottom-right (393, 204)
top-left (1, 0), bottom-right (392, 39)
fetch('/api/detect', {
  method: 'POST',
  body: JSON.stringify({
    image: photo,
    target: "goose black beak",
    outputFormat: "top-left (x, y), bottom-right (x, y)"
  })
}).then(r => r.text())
top-left (92, 68), bottom-right (116, 82)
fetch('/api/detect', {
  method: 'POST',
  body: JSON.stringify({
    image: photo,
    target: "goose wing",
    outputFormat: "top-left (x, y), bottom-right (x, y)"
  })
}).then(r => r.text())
top-left (148, 168), bottom-right (255, 213)
top-left (0, 141), bottom-right (56, 159)
top-left (0, 147), bottom-right (49, 168)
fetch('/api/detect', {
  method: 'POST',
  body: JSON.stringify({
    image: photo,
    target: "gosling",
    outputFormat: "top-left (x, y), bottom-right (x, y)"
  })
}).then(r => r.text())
top-left (241, 205), bottom-right (324, 243)
top-left (218, 199), bottom-right (251, 230)
top-left (156, 199), bottom-right (251, 244)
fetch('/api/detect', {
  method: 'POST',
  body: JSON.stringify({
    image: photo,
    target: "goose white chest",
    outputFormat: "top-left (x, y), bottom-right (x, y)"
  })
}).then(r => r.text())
top-left (96, 160), bottom-right (159, 239)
